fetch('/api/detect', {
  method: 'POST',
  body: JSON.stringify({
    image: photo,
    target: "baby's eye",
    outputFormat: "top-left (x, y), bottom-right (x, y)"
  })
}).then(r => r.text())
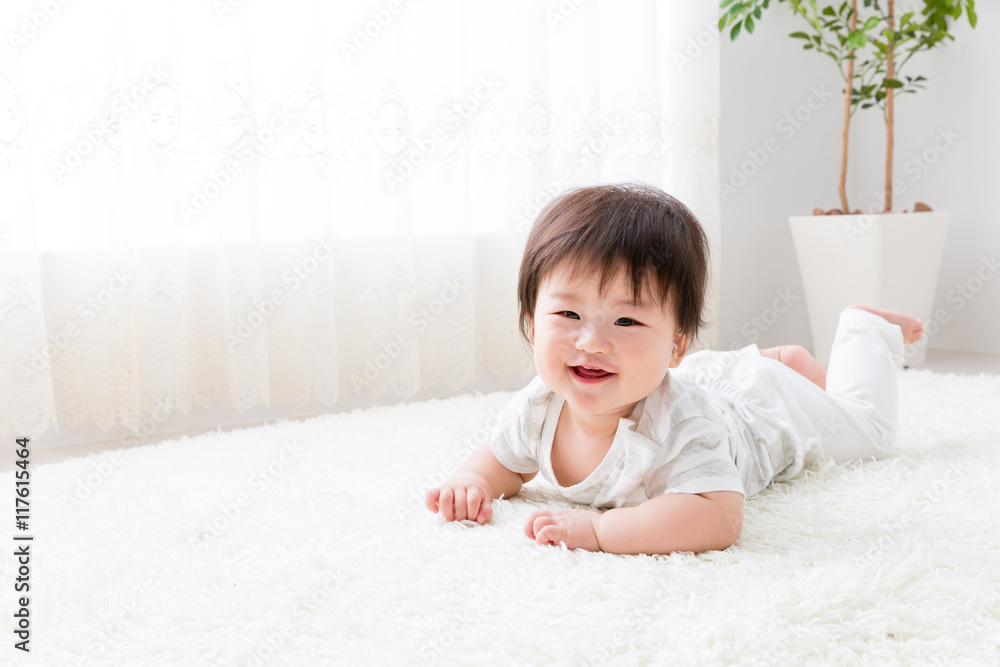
top-left (615, 317), bottom-right (638, 326)
top-left (559, 311), bottom-right (580, 319)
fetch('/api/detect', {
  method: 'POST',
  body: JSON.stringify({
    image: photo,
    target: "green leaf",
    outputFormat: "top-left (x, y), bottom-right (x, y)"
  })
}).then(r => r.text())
top-left (863, 16), bottom-right (879, 31)
top-left (803, 43), bottom-right (815, 49)
top-left (822, 6), bottom-right (836, 16)
top-left (883, 78), bottom-right (904, 88)
top-left (789, 31), bottom-right (810, 39)
top-left (754, 6), bottom-right (762, 19)
top-left (746, 16), bottom-right (755, 33)
top-left (730, 21), bottom-right (742, 40)
top-left (720, 0), bottom-right (739, 7)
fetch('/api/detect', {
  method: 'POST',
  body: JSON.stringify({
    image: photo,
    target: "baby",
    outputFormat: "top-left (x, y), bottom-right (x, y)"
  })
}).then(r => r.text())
top-left (425, 183), bottom-right (923, 555)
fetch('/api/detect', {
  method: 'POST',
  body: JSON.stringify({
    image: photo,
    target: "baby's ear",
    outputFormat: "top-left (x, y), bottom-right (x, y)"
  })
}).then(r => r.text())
top-left (669, 332), bottom-right (690, 368)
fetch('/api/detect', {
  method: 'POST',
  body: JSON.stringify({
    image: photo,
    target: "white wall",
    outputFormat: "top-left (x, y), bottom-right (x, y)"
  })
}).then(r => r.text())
top-left (720, 3), bottom-right (1000, 357)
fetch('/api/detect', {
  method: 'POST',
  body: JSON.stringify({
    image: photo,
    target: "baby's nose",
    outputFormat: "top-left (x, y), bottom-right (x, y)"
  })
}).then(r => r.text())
top-left (575, 323), bottom-right (611, 354)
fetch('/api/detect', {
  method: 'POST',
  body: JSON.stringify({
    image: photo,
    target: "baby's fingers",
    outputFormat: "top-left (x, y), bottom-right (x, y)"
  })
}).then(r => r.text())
top-left (524, 511), bottom-right (554, 540)
top-left (477, 496), bottom-right (493, 524)
top-left (452, 487), bottom-right (468, 521)
top-left (535, 524), bottom-right (565, 547)
top-left (465, 487), bottom-right (491, 524)
top-left (424, 488), bottom-right (441, 514)
top-left (439, 487), bottom-right (456, 521)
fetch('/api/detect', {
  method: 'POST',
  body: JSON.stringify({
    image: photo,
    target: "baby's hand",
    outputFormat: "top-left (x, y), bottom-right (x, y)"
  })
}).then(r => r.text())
top-left (425, 480), bottom-right (493, 524)
top-left (524, 509), bottom-right (602, 552)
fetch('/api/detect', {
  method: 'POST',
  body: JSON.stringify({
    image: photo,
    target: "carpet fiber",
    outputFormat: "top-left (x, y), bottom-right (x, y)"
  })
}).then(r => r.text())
top-left (4, 369), bottom-right (1000, 665)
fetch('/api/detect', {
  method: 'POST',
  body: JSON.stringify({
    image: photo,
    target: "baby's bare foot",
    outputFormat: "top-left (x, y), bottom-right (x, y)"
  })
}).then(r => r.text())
top-left (844, 303), bottom-right (924, 344)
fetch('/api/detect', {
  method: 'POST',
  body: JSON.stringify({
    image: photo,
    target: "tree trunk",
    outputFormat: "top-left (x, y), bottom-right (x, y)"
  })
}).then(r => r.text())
top-left (884, 0), bottom-right (895, 212)
top-left (839, 0), bottom-right (858, 213)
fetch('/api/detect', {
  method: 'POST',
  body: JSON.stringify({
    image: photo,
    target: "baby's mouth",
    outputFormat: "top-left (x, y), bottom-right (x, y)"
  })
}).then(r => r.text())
top-left (572, 366), bottom-right (613, 380)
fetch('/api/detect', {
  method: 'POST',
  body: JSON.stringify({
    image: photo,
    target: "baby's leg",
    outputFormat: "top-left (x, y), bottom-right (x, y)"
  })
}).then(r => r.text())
top-left (759, 345), bottom-right (827, 390)
top-left (818, 305), bottom-right (910, 462)
top-left (759, 304), bottom-right (920, 392)
top-left (843, 303), bottom-right (923, 344)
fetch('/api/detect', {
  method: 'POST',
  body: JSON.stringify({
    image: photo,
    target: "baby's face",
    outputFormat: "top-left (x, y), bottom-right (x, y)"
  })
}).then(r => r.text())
top-left (529, 261), bottom-right (686, 425)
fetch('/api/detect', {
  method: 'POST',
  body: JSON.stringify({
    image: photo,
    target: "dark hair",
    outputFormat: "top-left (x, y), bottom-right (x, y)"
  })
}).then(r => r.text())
top-left (517, 182), bottom-right (711, 345)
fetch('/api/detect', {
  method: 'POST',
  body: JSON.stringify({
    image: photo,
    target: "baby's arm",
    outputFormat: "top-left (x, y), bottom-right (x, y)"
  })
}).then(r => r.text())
top-left (596, 490), bottom-right (744, 554)
top-left (524, 490), bottom-right (743, 554)
top-left (425, 444), bottom-right (537, 524)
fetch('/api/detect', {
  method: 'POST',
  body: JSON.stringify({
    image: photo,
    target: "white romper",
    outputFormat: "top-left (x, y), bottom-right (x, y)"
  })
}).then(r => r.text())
top-left (489, 308), bottom-right (905, 509)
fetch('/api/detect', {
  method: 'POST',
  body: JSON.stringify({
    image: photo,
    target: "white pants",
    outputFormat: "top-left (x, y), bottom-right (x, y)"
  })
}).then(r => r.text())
top-left (671, 306), bottom-right (906, 485)
top-left (811, 307), bottom-right (905, 463)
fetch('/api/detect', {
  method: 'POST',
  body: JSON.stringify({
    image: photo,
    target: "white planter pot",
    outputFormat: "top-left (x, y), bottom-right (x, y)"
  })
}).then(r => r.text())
top-left (788, 211), bottom-right (950, 368)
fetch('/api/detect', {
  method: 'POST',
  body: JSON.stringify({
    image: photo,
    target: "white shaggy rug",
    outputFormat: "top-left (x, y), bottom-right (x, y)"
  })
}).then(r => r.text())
top-left (4, 369), bottom-right (1000, 665)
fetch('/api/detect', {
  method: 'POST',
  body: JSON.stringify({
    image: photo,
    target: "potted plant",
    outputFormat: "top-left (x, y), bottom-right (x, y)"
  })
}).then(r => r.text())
top-left (721, 0), bottom-right (977, 366)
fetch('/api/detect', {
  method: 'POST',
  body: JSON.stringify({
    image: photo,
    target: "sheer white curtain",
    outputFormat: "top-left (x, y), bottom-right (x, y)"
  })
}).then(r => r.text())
top-left (0, 0), bottom-right (719, 448)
